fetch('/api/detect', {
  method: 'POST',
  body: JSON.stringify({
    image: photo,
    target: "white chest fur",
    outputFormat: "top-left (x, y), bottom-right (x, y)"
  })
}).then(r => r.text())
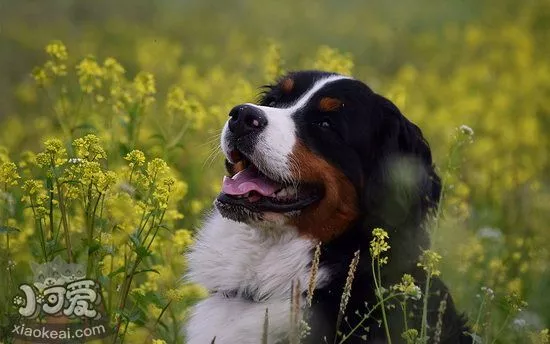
top-left (185, 212), bottom-right (327, 344)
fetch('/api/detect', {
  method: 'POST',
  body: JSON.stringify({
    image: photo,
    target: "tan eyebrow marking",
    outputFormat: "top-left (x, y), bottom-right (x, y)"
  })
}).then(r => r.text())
top-left (319, 97), bottom-right (343, 112)
top-left (281, 78), bottom-right (294, 94)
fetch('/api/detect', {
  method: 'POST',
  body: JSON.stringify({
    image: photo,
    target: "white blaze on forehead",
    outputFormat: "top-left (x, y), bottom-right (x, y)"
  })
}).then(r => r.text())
top-left (222, 75), bottom-right (351, 182)
top-left (248, 74), bottom-right (351, 114)
top-left (284, 74), bottom-right (351, 112)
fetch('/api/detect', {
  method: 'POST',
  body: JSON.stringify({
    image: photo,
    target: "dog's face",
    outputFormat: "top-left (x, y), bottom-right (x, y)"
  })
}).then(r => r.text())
top-left (216, 70), bottom-right (440, 241)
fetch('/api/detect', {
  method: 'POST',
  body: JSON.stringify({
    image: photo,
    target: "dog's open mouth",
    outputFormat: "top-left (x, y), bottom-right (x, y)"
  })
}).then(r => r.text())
top-left (217, 154), bottom-right (322, 213)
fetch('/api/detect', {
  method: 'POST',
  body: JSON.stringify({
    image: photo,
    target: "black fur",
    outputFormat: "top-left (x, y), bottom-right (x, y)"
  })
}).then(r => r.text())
top-left (260, 71), bottom-right (472, 344)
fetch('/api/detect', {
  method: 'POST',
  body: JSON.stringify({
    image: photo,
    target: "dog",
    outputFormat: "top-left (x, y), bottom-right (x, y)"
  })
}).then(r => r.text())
top-left (185, 71), bottom-right (471, 343)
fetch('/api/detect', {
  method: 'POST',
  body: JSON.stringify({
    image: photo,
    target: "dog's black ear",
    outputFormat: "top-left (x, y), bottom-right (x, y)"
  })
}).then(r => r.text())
top-left (362, 94), bottom-right (441, 231)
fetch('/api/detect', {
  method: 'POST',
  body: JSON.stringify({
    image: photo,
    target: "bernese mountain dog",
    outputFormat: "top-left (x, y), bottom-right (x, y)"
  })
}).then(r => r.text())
top-left (185, 71), bottom-right (472, 344)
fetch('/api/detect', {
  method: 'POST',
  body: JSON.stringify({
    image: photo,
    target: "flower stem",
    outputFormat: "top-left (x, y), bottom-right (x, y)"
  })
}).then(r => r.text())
top-left (376, 259), bottom-right (392, 343)
top-left (56, 181), bottom-right (73, 262)
top-left (420, 274), bottom-right (432, 343)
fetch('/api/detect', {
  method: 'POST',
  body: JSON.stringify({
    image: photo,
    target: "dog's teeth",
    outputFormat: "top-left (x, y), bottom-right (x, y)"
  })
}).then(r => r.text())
top-left (286, 187), bottom-right (297, 198)
top-left (277, 189), bottom-right (288, 198)
top-left (274, 186), bottom-right (298, 200)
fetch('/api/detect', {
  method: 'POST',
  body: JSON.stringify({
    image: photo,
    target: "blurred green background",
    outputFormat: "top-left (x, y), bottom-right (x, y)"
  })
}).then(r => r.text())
top-left (0, 0), bottom-right (549, 342)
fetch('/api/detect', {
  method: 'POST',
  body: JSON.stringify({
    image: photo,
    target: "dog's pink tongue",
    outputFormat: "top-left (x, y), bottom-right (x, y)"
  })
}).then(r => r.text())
top-left (222, 167), bottom-right (280, 196)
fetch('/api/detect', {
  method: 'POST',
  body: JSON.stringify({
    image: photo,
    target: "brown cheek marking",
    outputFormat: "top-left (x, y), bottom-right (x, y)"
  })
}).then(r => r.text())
top-left (281, 78), bottom-right (294, 94)
top-left (319, 97), bottom-right (342, 112)
top-left (289, 142), bottom-right (358, 242)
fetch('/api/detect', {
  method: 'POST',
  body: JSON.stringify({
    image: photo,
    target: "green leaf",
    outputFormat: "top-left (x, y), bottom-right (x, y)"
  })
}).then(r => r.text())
top-left (0, 225), bottom-right (20, 234)
top-left (98, 275), bottom-right (110, 286)
top-left (158, 224), bottom-right (171, 233)
top-left (71, 123), bottom-right (98, 134)
top-left (87, 241), bottom-right (102, 254)
top-left (128, 232), bottom-right (151, 258)
top-left (174, 142), bottom-right (186, 150)
top-left (157, 320), bottom-right (169, 331)
top-left (149, 133), bottom-right (166, 143)
top-left (135, 246), bottom-right (152, 259)
top-left (133, 268), bottom-right (160, 276)
top-left (46, 245), bottom-right (67, 260)
top-left (128, 232), bottom-right (141, 248)
top-left (108, 266), bottom-right (126, 278)
top-left (118, 308), bottom-right (143, 323)
top-left (132, 290), bottom-right (164, 308)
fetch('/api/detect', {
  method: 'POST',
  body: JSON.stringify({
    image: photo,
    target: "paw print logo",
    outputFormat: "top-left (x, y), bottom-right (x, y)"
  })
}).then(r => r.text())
top-left (13, 295), bottom-right (25, 307)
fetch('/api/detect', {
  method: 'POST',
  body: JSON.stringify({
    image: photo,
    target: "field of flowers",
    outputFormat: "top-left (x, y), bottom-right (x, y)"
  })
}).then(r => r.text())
top-left (0, 0), bottom-right (549, 343)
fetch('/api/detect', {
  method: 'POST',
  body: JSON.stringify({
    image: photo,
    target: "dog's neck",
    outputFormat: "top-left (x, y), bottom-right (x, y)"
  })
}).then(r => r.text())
top-left (186, 212), bottom-right (328, 301)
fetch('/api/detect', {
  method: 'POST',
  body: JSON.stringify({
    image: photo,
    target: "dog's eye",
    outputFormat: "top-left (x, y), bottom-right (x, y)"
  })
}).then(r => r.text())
top-left (315, 118), bottom-right (332, 129)
top-left (263, 96), bottom-right (276, 107)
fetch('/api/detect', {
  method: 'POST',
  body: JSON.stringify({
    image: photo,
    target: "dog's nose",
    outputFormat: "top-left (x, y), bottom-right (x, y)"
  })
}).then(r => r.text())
top-left (228, 104), bottom-right (268, 137)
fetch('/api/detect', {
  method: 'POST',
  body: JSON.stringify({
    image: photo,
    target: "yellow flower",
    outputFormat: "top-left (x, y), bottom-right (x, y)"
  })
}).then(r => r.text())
top-left (125, 150), bottom-right (146, 168)
top-left (152, 184), bottom-right (170, 210)
top-left (73, 134), bottom-right (106, 162)
top-left (134, 71), bottom-right (156, 107)
top-left (417, 250), bottom-right (442, 277)
top-left (173, 229), bottom-right (193, 250)
top-left (32, 67), bottom-right (51, 86)
top-left (76, 56), bottom-right (105, 94)
top-left (263, 41), bottom-right (282, 82)
top-left (22, 179), bottom-right (43, 197)
top-left (507, 278), bottom-right (522, 294)
top-left (392, 274), bottom-right (421, 300)
top-left (189, 199), bottom-right (204, 215)
top-left (32, 41), bottom-right (69, 80)
top-left (529, 329), bottom-right (549, 344)
top-left (147, 158), bottom-right (169, 180)
top-left (505, 292), bottom-right (528, 312)
top-left (373, 228), bottom-right (389, 240)
top-left (0, 147), bottom-right (9, 163)
top-left (164, 86), bottom-right (206, 130)
top-left (0, 161), bottom-right (20, 187)
top-left (147, 304), bottom-right (163, 319)
top-left (370, 228), bottom-right (390, 262)
top-left (105, 193), bottom-right (140, 228)
top-left (44, 60), bottom-right (67, 77)
top-left (312, 45), bottom-right (353, 75)
top-left (166, 86), bottom-right (187, 113)
top-left (44, 139), bottom-right (64, 155)
top-left (124, 323), bottom-right (150, 344)
top-left (401, 329), bottom-right (419, 344)
top-left (165, 284), bottom-right (208, 302)
top-left (45, 40), bottom-right (68, 61)
top-left (36, 138), bottom-right (68, 170)
top-left (103, 57), bottom-right (125, 80)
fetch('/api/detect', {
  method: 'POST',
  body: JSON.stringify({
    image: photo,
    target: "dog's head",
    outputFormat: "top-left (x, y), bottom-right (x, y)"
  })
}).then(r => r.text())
top-left (216, 70), bottom-right (440, 241)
